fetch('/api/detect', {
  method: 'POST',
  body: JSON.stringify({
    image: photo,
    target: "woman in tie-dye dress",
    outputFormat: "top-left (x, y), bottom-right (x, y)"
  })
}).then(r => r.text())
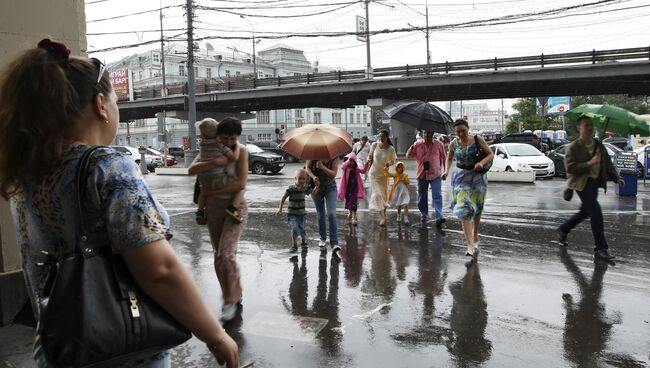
top-left (442, 119), bottom-right (494, 259)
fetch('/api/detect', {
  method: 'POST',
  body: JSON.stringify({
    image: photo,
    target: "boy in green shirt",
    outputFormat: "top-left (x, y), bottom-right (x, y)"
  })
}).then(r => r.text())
top-left (277, 168), bottom-right (318, 252)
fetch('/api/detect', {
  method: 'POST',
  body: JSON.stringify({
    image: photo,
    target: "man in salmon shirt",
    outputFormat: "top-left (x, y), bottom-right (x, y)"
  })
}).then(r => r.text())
top-left (406, 130), bottom-right (447, 227)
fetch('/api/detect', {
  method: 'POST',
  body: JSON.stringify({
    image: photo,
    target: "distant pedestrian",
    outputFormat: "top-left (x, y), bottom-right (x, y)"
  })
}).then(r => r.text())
top-left (338, 152), bottom-right (368, 226)
top-left (352, 136), bottom-right (371, 171)
top-left (194, 118), bottom-right (243, 225)
top-left (384, 162), bottom-right (411, 225)
top-left (443, 119), bottom-right (494, 258)
top-left (557, 115), bottom-right (624, 261)
top-left (407, 129), bottom-right (447, 226)
top-left (367, 130), bottom-right (397, 227)
top-left (306, 158), bottom-right (340, 256)
top-left (277, 168), bottom-right (318, 252)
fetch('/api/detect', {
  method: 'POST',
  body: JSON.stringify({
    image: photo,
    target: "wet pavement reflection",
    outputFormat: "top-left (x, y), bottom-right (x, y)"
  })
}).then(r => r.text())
top-left (146, 163), bottom-right (650, 367)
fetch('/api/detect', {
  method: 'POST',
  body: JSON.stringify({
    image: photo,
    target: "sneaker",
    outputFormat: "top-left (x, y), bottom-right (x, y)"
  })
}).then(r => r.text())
top-left (557, 228), bottom-right (568, 246)
top-left (595, 249), bottom-right (615, 261)
top-left (396, 214), bottom-right (402, 223)
top-left (221, 303), bottom-right (238, 322)
top-left (435, 218), bottom-right (446, 227)
top-left (290, 244), bottom-right (298, 253)
top-left (195, 210), bottom-right (207, 225)
top-left (226, 206), bottom-right (243, 223)
top-left (420, 215), bottom-right (428, 222)
top-left (318, 239), bottom-right (327, 248)
top-left (403, 217), bottom-right (410, 226)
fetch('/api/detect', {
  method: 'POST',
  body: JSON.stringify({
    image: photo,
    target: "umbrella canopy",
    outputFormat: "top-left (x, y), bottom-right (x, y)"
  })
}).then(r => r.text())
top-left (280, 124), bottom-right (353, 160)
top-left (565, 104), bottom-right (650, 136)
top-left (383, 100), bottom-right (454, 134)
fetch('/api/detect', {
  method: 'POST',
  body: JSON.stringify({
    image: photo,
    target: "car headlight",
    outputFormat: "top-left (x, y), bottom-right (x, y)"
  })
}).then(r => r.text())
top-left (266, 158), bottom-right (274, 162)
top-left (517, 163), bottom-right (529, 169)
top-left (548, 161), bottom-right (555, 170)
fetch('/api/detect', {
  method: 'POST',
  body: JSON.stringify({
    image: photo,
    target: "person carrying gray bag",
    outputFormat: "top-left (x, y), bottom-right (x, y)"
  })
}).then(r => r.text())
top-left (557, 115), bottom-right (625, 261)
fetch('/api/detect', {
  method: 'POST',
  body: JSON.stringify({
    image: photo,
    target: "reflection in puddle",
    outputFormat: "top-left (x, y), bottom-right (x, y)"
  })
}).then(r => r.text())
top-left (243, 312), bottom-right (328, 342)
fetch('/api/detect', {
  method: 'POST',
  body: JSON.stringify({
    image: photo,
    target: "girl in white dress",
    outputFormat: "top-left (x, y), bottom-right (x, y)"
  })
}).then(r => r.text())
top-left (367, 130), bottom-right (397, 227)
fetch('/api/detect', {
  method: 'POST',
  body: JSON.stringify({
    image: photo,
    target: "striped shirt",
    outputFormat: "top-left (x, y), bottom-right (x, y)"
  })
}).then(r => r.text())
top-left (285, 184), bottom-right (312, 216)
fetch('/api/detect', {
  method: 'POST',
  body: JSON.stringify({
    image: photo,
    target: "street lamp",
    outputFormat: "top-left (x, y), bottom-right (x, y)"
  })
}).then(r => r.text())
top-left (240, 15), bottom-right (257, 78)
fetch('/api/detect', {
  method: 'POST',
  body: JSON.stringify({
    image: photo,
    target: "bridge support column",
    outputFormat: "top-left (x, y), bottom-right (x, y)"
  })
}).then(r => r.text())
top-left (0, 198), bottom-right (27, 326)
top-left (367, 98), bottom-right (417, 157)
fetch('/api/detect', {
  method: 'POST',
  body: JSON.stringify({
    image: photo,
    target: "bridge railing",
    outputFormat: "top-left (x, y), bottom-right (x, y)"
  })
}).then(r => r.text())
top-left (131, 46), bottom-right (649, 100)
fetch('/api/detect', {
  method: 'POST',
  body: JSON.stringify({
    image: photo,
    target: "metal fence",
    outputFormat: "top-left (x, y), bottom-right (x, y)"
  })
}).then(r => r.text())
top-left (133, 46), bottom-right (650, 100)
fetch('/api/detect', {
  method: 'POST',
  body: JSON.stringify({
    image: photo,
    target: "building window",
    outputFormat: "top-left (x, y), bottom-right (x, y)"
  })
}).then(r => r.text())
top-left (257, 133), bottom-right (271, 141)
top-left (295, 109), bottom-right (304, 119)
top-left (295, 119), bottom-right (304, 128)
top-left (179, 65), bottom-right (186, 76)
top-left (258, 70), bottom-right (264, 78)
top-left (194, 67), bottom-right (198, 77)
top-left (225, 70), bottom-right (231, 77)
top-left (350, 113), bottom-right (354, 124)
top-left (152, 52), bottom-right (160, 63)
top-left (258, 110), bottom-right (270, 124)
top-left (206, 68), bottom-right (212, 79)
top-left (362, 113), bottom-right (367, 125)
top-left (356, 113), bottom-right (361, 124)
top-left (332, 112), bottom-right (341, 125)
top-left (314, 112), bottom-right (321, 124)
top-left (236, 71), bottom-right (241, 76)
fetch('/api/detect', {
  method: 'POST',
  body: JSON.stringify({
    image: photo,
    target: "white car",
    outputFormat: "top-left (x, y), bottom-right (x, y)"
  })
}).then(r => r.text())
top-left (489, 143), bottom-right (555, 178)
top-left (110, 145), bottom-right (163, 172)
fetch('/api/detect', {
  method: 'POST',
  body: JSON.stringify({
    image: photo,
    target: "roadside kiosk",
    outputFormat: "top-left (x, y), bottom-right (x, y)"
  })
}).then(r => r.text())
top-left (614, 151), bottom-right (638, 196)
top-left (645, 146), bottom-right (650, 184)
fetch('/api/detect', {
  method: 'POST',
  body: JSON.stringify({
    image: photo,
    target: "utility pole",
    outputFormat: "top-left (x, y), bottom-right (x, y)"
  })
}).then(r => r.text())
top-left (185, 0), bottom-right (197, 166)
top-left (500, 98), bottom-right (504, 132)
top-left (240, 15), bottom-right (256, 78)
top-left (364, 0), bottom-right (372, 78)
top-left (425, 0), bottom-right (430, 65)
top-left (159, 3), bottom-right (167, 96)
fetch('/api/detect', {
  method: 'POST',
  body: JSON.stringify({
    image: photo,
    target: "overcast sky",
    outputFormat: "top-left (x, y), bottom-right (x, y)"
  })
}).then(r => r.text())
top-left (85, 0), bottom-right (650, 111)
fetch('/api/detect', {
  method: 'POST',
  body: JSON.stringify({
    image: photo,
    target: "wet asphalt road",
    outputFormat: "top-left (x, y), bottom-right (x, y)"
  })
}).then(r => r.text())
top-left (148, 162), bottom-right (650, 368)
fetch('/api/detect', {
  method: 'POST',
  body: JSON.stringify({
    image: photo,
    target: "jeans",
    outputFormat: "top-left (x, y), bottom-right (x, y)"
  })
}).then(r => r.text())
top-left (417, 177), bottom-right (443, 220)
top-left (288, 214), bottom-right (306, 238)
top-left (559, 179), bottom-right (608, 251)
top-left (312, 188), bottom-right (339, 246)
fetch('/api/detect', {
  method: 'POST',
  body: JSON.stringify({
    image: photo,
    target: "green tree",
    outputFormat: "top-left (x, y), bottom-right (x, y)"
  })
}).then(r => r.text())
top-left (506, 98), bottom-right (564, 134)
top-left (572, 95), bottom-right (649, 114)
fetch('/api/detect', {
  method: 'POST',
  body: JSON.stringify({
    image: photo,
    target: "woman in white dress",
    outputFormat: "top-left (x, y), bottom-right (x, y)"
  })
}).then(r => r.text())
top-left (367, 130), bottom-right (397, 226)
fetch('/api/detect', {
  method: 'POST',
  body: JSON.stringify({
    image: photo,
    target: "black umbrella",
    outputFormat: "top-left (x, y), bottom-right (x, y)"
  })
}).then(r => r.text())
top-left (383, 100), bottom-right (454, 134)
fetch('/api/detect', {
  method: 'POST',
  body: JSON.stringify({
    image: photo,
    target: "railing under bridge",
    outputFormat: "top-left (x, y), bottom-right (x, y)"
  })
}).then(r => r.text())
top-left (132, 46), bottom-right (650, 100)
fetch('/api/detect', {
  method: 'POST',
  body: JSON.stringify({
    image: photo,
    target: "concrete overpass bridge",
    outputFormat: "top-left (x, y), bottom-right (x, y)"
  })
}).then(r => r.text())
top-left (117, 46), bottom-right (650, 121)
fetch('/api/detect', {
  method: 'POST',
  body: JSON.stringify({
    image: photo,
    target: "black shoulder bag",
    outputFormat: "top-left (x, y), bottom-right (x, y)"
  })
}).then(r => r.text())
top-left (37, 146), bottom-right (191, 368)
top-left (473, 135), bottom-right (493, 174)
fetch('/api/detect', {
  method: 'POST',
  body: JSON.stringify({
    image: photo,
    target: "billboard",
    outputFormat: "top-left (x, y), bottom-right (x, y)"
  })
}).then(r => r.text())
top-left (110, 68), bottom-right (132, 101)
top-left (536, 96), bottom-right (571, 116)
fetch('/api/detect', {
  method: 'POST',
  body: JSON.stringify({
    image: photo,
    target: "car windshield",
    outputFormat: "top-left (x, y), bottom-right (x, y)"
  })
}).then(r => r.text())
top-left (247, 144), bottom-right (264, 153)
top-left (506, 144), bottom-right (542, 156)
top-left (147, 148), bottom-right (163, 155)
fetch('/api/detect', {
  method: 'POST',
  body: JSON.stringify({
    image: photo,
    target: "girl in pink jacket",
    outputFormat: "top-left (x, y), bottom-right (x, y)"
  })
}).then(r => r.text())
top-left (338, 152), bottom-right (368, 225)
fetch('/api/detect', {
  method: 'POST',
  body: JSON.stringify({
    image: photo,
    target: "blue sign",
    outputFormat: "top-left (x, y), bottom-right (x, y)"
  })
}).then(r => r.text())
top-left (614, 152), bottom-right (638, 174)
top-left (645, 147), bottom-right (650, 179)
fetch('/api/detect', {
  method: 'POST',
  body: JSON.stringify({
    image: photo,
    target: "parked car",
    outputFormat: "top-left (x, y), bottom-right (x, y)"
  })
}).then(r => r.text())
top-left (547, 141), bottom-right (634, 178)
top-left (110, 145), bottom-right (163, 172)
top-left (493, 132), bottom-right (543, 151)
top-left (145, 147), bottom-right (176, 166)
top-left (246, 144), bottom-right (285, 174)
top-left (489, 143), bottom-right (555, 178)
top-left (168, 146), bottom-right (185, 158)
top-left (603, 136), bottom-right (631, 151)
top-left (249, 140), bottom-right (298, 162)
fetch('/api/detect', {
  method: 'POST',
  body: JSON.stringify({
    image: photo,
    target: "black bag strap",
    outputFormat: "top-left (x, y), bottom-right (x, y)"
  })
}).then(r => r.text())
top-left (74, 145), bottom-right (108, 259)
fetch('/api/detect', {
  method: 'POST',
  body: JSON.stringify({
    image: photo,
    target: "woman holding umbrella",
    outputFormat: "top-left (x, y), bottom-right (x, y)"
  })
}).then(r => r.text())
top-left (367, 130), bottom-right (397, 227)
top-left (306, 158), bottom-right (340, 255)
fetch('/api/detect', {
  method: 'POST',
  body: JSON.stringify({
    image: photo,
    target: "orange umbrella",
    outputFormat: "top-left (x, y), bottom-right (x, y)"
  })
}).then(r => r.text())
top-left (280, 124), bottom-right (353, 160)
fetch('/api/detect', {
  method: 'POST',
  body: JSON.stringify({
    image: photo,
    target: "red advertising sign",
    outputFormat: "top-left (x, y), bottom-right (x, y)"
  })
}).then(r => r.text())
top-left (110, 68), bottom-right (131, 101)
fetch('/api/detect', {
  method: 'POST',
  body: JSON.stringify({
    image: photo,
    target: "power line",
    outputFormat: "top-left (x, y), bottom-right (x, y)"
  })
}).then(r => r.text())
top-left (195, 0), bottom-right (357, 10)
top-left (88, 28), bottom-right (187, 36)
top-left (87, 4), bottom-right (184, 23)
top-left (195, 2), bottom-right (357, 18)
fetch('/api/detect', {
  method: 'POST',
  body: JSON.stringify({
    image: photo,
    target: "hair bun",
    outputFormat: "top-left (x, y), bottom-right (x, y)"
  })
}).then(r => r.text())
top-left (37, 38), bottom-right (70, 64)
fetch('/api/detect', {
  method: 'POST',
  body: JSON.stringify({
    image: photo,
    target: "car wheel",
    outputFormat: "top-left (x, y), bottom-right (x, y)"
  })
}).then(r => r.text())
top-left (505, 166), bottom-right (513, 172)
top-left (252, 162), bottom-right (266, 175)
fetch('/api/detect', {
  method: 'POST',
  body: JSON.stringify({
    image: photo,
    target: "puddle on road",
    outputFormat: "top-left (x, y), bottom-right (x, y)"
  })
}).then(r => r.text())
top-left (243, 312), bottom-right (328, 342)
